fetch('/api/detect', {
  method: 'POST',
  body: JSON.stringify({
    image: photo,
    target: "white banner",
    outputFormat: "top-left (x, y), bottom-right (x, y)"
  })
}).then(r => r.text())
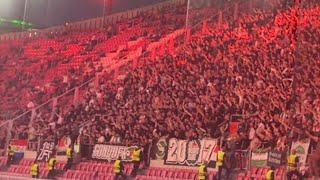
top-left (165, 138), bottom-right (218, 166)
top-left (291, 139), bottom-right (310, 167)
top-left (251, 150), bottom-right (268, 167)
top-left (92, 144), bottom-right (139, 161)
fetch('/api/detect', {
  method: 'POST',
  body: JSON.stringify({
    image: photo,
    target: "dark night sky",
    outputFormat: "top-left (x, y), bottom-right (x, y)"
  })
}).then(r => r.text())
top-left (0, 0), bottom-right (166, 28)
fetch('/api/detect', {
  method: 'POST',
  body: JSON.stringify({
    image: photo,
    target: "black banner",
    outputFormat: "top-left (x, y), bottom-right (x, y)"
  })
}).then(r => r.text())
top-left (267, 150), bottom-right (286, 167)
top-left (91, 144), bottom-right (141, 161)
top-left (37, 141), bottom-right (55, 162)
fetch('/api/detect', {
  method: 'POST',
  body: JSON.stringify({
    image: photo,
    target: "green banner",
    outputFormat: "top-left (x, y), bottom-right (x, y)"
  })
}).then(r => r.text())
top-left (251, 150), bottom-right (268, 167)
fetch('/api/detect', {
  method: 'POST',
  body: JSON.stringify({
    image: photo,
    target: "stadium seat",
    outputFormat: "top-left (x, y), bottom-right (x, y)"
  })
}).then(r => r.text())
top-left (160, 169), bottom-right (167, 178)
top-left (147, 168), bottom-right (156, 176)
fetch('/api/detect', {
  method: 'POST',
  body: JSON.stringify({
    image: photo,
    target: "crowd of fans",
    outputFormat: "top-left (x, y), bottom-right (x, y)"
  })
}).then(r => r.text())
top-left (0, 3), bottom-right (186, 116)
top-left (0, 2), bottom-right (188, 147)
top-left (0, 2), bottom-right (187, 144)
top-left (0, 0), bottom-right (319, 164)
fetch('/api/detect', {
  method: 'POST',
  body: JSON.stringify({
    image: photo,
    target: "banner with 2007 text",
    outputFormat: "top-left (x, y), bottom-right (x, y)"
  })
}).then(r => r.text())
top-left (165, 138), bottom-right (218, 167)
top-left (92, 144), bottom-right (138, 161)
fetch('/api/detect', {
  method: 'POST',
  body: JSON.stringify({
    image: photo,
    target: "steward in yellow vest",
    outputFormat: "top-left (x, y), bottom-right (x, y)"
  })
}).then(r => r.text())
top-left (65, 145), bottom-right (73, 170)
top-left (216, 146), bottom-right (226, 180)
top-left (132, 148), bottom-right (142, 162)
top-left (286, 149), bottom-right (302, 180)
top-left (131, 146), bottom-right (142, 176)
top-left (114, 157), bottom-right (124, 180)
top-left (287, 154), bottom-right (298, 171)
top-left (216, 150), bottom-right (225, 168)
top-left (30, 161), bottom-right (39, 178)
top-left (266, 166), bottom-right (275, 180)
top-left (48, 157), bottom-right (56, 171)
top-left (7, 146), bottom-right (15, 166)
top-left (47, 156), bottom-right (56, 179)
top-left (66, 147), bottom-right (73, 159)
top-left (198, 162), bottom-right (207, 180)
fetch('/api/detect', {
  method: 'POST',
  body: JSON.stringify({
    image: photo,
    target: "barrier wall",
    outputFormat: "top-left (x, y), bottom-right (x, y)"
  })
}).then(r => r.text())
top-left (150, 137), bottom-right (310, 171)
top-left (7, 137), bottom-right (310, 170)
top-left (1, 136), bottom-right (311, 179)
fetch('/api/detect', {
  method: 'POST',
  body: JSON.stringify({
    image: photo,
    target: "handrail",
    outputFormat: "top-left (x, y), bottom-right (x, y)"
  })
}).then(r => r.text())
top-left (0, 78), bottom-right (94, 128)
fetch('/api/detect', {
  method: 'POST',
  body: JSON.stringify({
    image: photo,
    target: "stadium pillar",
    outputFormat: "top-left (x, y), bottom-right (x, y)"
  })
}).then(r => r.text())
top-left (184, 0), bottom-right (190, 43)
top-left (22, 0), bottom-right (29, 30)
top-left (103, 0), bottom-right (113, 27)
top-left (4, 121), bottom-right (13, 156)
top-left (29, 109), bottom-right (36, 127)
top-left (218, 11), bottom-right (223, 27)
top-left (51, 98), bottom-right (58, 120)
top-left (95, 73), bottom-right (101, 89)
top-left (73, 87), bottom-right (79, 106)
top-left (107, 0), bottom-right (113, 15)
top-left (186, 28), bottom-right (191, 43)
top-left (234, 2), bottom-right (239, 21)
top-left (23, 0), bottom-right (29, 22)
top-left (103, 0), bottom-right (106, 27)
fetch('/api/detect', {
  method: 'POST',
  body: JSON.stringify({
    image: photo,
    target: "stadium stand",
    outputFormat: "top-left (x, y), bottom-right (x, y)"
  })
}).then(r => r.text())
top-left (0, 0), bottom-right (320, 179)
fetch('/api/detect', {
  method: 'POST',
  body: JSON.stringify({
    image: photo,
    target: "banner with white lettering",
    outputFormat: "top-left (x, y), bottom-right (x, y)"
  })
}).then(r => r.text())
top-left (37, 141), bottom-right (55, 162)
top-left (92, 144), bottom-right (140, 161)
top-left (291, 139), bottom-right (310, 166)
top-left (251, 150), bottom-right (268, 167)
top-left (267, 150), bottom-right (286, 168)
top-left (165, 138), bottom-right (218, 166)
